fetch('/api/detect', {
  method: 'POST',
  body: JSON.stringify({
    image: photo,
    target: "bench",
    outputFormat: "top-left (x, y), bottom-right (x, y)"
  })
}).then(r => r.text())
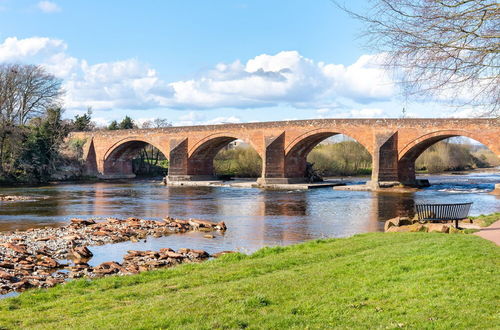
top-left (415, 202), bottom-right (473, 228)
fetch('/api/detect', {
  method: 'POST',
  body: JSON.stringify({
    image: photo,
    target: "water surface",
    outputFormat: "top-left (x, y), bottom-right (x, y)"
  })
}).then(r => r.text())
top-left (0, 171), bottom-right (498, 262)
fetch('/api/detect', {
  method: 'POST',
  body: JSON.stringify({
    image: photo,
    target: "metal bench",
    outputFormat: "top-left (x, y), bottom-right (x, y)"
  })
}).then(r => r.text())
top-left (415, 202), bottom-right (473, 228)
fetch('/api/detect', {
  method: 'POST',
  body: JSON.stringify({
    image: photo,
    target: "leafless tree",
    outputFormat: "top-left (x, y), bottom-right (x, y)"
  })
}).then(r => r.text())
top-left (140, 118), bottom-right (172, 129)
top-left (336, 0), bottom-right (500, 116)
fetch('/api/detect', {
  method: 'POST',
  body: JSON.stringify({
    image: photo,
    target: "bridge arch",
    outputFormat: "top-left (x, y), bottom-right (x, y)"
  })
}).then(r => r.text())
top-left (187, 132), bottom-right (262, 177)
top-left (398, 130), bottom-right (500, 184)
top-left (102, 137), bottom-right (169, 178)
top-left (284, 129), bottom-right (373, 178)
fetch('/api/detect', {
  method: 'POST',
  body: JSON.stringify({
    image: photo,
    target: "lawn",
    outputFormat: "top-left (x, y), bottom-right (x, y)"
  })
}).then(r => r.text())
top-left (0, 232), bottom-right (498, 329)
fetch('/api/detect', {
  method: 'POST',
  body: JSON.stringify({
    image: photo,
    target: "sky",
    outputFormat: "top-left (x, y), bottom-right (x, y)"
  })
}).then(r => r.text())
top-left (0, 0), bottom-right (476, 127)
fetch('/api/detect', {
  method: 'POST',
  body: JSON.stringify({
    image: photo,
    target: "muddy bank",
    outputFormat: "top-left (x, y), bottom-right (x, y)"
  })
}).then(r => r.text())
top-left (0, 217), bottom-right (228, 295)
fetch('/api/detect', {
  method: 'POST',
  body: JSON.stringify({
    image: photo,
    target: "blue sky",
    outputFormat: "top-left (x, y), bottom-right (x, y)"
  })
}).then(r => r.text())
top-left (0, 0), bottom-right (472, 126)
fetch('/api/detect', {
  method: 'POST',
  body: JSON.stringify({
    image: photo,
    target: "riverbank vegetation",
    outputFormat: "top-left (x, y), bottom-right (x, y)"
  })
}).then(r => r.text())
top-left (415, 140), bottom-right (499, 173)
top-left (214, 146), bottom-right (262, 177)
top-left (0, 232), bottom-right (498, 328)
top-left (471, 212), bottom-right (500, 227)
top-left (212, 139), bottom-right (498, 178)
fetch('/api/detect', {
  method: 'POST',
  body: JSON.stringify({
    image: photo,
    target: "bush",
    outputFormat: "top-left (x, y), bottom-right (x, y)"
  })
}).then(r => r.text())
top-left (214, 146), bottom-right (262, 177)
top-left (307, 141), bottom-right (372, 176)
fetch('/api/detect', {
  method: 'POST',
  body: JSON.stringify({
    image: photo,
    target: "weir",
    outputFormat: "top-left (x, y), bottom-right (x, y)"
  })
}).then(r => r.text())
top-left (69, 118), bottom-right (500, 188)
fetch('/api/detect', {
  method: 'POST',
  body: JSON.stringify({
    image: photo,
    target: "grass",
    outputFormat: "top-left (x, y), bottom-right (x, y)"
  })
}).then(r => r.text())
top-left (0, 232), bottom-right (498, 329)
top-left (470, 212), bottom-right (500, 227)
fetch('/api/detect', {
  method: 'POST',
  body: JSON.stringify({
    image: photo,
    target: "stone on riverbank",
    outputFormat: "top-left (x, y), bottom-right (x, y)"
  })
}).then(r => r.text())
top-left (0, 216), bottom-right (227, 295)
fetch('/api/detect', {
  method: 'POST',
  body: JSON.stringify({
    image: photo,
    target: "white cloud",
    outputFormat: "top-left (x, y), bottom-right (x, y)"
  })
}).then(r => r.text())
top-left (316, 107), bottom-right (386, 119)
top-left (0, 37), bottom-right (66, 62)
top-left (37, 1), bottom-right (61, 13)
top-left (0, 36), bottom-right (396, 112)
top-left (173, 112), bottom-right (241, 126)
top-left (350, 108), bottom-right (385, 118)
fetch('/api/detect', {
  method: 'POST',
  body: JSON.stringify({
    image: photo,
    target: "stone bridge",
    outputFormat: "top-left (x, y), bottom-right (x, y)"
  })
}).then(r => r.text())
top-left (70, 118), bottom-right (499, 187)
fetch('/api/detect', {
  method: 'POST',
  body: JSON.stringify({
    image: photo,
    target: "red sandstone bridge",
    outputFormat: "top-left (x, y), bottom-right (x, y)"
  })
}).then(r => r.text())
top-left (70, 118), bottom-right (499, 187)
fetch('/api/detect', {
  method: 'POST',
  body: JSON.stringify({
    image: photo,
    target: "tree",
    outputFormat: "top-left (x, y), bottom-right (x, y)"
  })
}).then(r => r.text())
top-left (0, 64), bottom-right (62, 173)
top-left (119, 116), bottom-right (136, 129)
top-left (108, 120), bottom-right (119, 130)
top-left (18, 107), bottom-right (70, 182)
top-left (73, 108), bottom-right (94, 131)
top-left (141, 118), bottom-right (172, 129)
top-left (337, 0), bottom-right (500, 116)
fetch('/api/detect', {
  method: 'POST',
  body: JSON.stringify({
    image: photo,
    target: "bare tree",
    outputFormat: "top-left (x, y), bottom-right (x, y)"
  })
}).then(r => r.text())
top-left (140, 118), bottom-right (172, 129)
top-left (336, 0), bottom-right (499, 116)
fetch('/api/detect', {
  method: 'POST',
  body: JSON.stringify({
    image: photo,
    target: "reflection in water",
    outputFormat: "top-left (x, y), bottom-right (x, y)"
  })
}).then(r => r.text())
top-left (0, 172), bottom-right (498, 256)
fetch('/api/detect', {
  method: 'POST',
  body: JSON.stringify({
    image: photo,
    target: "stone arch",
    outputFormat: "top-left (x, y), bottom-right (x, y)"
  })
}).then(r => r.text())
top-left (398, 129), bottom-right (499, 184)
top-left (187, 132), bottom-right (262, 177)
top-left (102, 137), bottom-right (168, 178)
top-left (284, 129), bottom-right (373, 178)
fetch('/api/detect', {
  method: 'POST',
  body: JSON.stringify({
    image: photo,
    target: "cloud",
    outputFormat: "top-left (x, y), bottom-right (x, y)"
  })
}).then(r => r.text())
top-left (0, 37), bottom-right (66, 62)
top-left (37, 1), bottom-right (61, 13)
top-left (173, 111), bottom-right (241, 126)
top-left (316, 107), bottom-right (386, 118)
top-left (0, 36), bottom-right (396, 112)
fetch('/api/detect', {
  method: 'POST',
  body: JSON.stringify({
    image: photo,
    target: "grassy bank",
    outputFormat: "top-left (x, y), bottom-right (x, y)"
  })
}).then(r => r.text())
top-left (0, 232), bottom-right (498, 329)
top-left (471, 212), bottom-right (500, 227)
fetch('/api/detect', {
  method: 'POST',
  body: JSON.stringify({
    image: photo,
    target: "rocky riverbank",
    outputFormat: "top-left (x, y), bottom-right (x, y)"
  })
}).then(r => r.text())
top-left (383, 216), bottom-right (480, 233)
top-left (0, 217), bottom-right (228, 295)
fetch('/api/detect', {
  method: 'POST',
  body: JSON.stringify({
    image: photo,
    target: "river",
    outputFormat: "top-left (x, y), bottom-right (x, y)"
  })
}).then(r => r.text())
top-left (0, 171), bottom-right (498, 267)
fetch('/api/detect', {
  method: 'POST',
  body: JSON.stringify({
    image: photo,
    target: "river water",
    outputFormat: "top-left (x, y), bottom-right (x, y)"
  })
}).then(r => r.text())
top-left (0, 171), bottom-right (498, 266)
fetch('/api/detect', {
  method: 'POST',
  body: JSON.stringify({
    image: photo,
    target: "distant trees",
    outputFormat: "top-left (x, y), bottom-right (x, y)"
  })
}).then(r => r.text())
top-left (108, 116), bottom-right (136, 130)
top-left (308, 141), bottom-right (372, 176)
top-left (416, 140), bottom-right (499, 173)
top-left (214, 146), bottom-right (262, 177)
top-left (339, 0), bottom-right (500, 116)
top-left (141, 118), bottom-right (172, 129)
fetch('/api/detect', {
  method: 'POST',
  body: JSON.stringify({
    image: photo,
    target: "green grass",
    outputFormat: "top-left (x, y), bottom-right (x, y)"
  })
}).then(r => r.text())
top-left (0, 233), bottom-right (498, 329)
top-left (470, 212), bottom-right (500, 227)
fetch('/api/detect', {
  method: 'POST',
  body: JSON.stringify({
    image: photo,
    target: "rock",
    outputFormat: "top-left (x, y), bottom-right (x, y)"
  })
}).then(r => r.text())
top-left (70, 218), bottom-right (96, 226)
top-left (449, 226), bottom-right (463, 234)
top-left (425, 223), bottom-right (450, 233)
top-left (203, 234), bottom-right (215, 239)
top-left (384, 217), bottom-right (414, 231)
top-left (0, 270), bottom-right (14, 280)
top-left (188, 220), bottom-right (201, 229)
top-left (3, 243), bottom-right (28, 254)
top-left (163, 251), bottom-right (184, 259)
top-left (407, 223), bottom-right (426, 232)
top-left (212, 251), bottom-right (236, 258)
top-left (216, 221), bottom-right (227, 231)
top-left (37, 256), bottom-right (59, 268)
top-left (386, 226), bottom-right (410, 233)
top-left (93, 261), bottom-right (126, 275)
top-left (71, 246), bottom-right (93, 259)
